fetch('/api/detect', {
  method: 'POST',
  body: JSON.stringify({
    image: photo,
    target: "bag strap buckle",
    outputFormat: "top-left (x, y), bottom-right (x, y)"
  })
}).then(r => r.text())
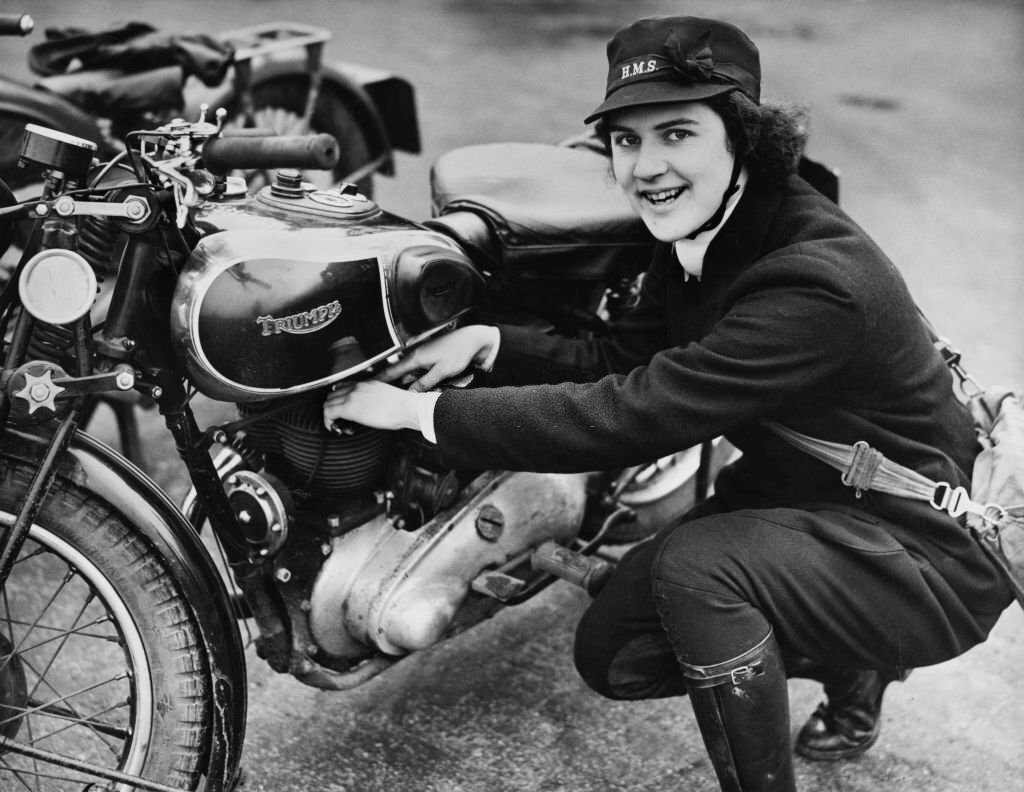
top-left (930, 482), bottom-right (1003, 526)
top-left (840, 440), bottom-right (884, 496)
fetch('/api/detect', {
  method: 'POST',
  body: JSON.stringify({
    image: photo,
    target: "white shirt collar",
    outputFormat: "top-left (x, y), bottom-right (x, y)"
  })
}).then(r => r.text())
top-left (673, 168), bottom-right (749, 281)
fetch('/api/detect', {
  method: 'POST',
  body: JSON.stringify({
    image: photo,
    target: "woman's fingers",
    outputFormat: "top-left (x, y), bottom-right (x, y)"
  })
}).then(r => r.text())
top-left (377, 352), bottom-right (424, 383)
top-left (376, 326), bottom-right (493, 385)
top-left (322, 380), bottom-right (420, 432)
top-left (408, 364), bottom-right (452, 393)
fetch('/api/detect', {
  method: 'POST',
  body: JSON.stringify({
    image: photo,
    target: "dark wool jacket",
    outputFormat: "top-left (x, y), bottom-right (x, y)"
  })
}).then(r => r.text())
top-left (433, 173), bottom-right (1011, 621)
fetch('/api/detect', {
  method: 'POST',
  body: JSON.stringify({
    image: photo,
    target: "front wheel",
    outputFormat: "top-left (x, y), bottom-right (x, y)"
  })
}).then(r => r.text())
top-left (0, 459), bottom-right (214, 791)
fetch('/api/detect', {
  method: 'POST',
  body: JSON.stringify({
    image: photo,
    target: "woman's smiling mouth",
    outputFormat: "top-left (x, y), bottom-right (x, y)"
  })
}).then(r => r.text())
top-left (641, 186), bottom-right (687, 206)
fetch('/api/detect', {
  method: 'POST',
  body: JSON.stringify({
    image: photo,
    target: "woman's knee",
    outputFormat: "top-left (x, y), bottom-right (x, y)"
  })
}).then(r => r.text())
top-left (650, 513), bottom-right (773, 663)
top-left (573, 603), bottom-right (623, 697)
top-left (573, 609), bottom-right (685, 700)
top-left (651, 515), bottom-right (741, 592)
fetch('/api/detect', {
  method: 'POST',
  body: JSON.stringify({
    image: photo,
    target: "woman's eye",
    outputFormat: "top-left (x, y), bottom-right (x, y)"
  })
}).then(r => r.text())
top-left (611, 133), bottom-right (638, 148)
top-left (665, 128), bottom-right (693, 142)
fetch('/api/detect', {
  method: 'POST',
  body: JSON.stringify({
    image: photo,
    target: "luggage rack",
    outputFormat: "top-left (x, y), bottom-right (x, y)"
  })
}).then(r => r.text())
top-left (218, 21), bottom-right (331, 63)
top-left (215, 22), bottom-right (332, 133)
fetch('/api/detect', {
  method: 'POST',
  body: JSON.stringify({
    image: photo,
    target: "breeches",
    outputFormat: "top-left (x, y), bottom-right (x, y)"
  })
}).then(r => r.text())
top-left (573, 499), bottom-right (992, 700)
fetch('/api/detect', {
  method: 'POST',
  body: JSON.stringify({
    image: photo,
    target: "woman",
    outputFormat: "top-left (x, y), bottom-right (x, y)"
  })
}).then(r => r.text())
top-left (323, 16), bottom-right (1012, 791)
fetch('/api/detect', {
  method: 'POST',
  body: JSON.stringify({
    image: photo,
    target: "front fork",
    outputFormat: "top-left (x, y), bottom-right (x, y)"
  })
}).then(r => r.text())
top-left (0, 176), bottom-right (94, 583)
top-left (0, 223), bottom-right (249, 590)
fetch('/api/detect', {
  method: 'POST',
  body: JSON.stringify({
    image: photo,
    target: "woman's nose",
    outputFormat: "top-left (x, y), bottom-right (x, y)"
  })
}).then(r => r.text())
top-left (632, 144), bottom-right (668, 180)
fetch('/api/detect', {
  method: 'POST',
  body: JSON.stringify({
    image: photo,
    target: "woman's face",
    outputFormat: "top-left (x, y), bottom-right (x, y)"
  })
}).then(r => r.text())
top-left (608, 101), bottom-right (735, 242)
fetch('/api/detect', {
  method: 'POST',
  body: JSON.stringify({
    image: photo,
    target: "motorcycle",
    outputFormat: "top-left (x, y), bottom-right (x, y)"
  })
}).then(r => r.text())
top-left (0, 11), bottom-right (421, 467)
top-left (0, 12), bottom-right (421, 197)
top-left (0, 100), bottom-right (736, 789)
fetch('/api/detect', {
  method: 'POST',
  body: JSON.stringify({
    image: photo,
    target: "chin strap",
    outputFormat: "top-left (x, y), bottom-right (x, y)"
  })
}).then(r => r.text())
top-left (685, 154), bottom-right (744, 240)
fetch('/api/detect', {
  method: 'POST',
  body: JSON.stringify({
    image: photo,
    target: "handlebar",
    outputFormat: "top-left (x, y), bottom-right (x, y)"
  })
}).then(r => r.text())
top-left (202, 133), bottom-right (340, 174)
top-left (0, 13), bottom-right (33, 36)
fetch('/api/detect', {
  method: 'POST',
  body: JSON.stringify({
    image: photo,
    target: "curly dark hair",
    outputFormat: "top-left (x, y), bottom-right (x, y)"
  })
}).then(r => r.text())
top-left (706, 91), bottom-right (809, 184)
top-left (593, 90), bottom-right (809, 185)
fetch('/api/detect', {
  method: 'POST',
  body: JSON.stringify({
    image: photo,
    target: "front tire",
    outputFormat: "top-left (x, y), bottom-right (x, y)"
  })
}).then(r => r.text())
top-left (0, 459), bottom-right (212, 791)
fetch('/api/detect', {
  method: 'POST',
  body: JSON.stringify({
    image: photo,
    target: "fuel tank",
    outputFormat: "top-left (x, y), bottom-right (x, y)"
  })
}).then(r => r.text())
top-left (171, 185), bottom-right (480, 402)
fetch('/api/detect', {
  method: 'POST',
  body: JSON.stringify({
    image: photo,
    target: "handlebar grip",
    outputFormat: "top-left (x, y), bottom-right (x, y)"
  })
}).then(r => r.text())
top-left (0, 13), bottom-right (33, 36)
top-left (202, 133), bottom-right (340, 174)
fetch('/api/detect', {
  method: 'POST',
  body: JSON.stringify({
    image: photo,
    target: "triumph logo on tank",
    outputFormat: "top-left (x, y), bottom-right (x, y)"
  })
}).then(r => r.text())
top-left (256, 300), bottom-right (342, 336)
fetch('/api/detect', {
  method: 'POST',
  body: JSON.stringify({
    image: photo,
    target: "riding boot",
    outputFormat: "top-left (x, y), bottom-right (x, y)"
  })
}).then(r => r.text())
top-left (680, 629), bottom-right (796, 792)
top-left (794, 667), bottom-right (906, 761)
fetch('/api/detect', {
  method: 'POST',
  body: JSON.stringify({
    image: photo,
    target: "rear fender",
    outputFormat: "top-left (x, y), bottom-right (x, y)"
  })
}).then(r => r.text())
top-left (0, 429), bottom-right (247, 789)
top-left (0, 79), bottom-right (100, 186)
top-left (0, 77), bottom-right (98, 143)
top-left (185, 56), bottom-right (420, 176)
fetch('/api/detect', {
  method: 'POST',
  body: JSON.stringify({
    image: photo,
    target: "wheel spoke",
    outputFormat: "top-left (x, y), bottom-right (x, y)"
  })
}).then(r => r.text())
top-left (0, 754), bottom-right (92, 790)
top-left (1, 735), bottom-right (195, 792)
top-left (1, 688), bottom-right (130, 740)
top-left (0, 478), bottom-right (212, 791)
top-left (2, 564), bottom-right (77, 664)
top-left (1, 670), bottom-right (129, 730)
top-left (2, 541), bottom-right (134, 786)
top-left (3, 616), bottom-right (118, 651)
top-left (22, 697), bottom-right (130, 741)
top-left (3, 628), bottom-right (126, 734)
top-left (25, 587), bottom-right (96, 702)
top-left (0, 755), bottom-right (40, 792)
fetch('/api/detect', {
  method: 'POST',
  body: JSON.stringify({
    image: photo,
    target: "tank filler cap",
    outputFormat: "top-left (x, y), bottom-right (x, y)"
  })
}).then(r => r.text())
top-left (270, 169), bottom-right (305, 199)
top-left (307, 189), bottom-right (375, 214)
top-left (256, 179), bottom-right (379, 219)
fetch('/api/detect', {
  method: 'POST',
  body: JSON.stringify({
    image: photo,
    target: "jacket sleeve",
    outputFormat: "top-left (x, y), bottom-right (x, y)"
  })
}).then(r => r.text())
top-left (481, 246), bottom-right (674, 386)
top-left (434, 252), bottom-right (865, 473)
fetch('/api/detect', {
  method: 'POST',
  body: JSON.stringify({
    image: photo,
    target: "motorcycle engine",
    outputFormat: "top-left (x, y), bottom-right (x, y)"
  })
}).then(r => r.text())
top-left (173, 180), bottom-right (592, 687)
top-left (214, 390), bottom-right (588, 688)
top-left (236, 396), bottom-right (393, 500)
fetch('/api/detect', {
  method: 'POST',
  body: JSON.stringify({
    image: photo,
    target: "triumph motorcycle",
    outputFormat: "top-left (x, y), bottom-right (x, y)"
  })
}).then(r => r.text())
top-left (0, 13), bottom-right (419, 197)
top-left (0, 10), bottom-right (420, 469)
top-left (0, 83), bottom-right (741, 787)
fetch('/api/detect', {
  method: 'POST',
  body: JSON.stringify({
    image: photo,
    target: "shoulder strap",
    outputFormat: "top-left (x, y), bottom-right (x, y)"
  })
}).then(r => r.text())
top-left (765, 305), bottom-right (1000, 523)
top-left (763, 420), bottom-right (994, 524)
top-left (763, 421), bottom-right (934, 499)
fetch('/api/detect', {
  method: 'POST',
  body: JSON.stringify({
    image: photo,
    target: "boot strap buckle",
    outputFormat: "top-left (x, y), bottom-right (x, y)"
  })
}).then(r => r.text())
top-left (729, 660), bottom-right (765, 686)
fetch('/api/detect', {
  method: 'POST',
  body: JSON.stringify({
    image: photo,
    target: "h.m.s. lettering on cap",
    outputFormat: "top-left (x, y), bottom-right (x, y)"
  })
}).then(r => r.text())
top-left (585, 16), bottom-right (761, 124)
top-left (614, 55), bottom-right (670, 86)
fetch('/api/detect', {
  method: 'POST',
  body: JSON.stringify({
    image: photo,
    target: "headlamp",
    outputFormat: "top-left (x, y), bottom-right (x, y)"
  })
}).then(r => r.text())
top-left (19, 248), bottom-right (97, 325)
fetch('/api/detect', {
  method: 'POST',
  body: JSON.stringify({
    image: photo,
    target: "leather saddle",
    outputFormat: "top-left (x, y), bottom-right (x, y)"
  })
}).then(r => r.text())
top-left (428, 142), bottom-right (654, 282)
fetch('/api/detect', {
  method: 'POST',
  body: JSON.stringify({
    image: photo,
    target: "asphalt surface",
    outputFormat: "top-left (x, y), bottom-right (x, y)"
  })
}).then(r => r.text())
top-left (1, 0), bottom-right (1022, 790)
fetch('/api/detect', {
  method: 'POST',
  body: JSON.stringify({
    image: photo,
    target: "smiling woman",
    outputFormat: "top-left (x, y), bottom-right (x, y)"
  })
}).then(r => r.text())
top-left (604, 103), bottom-right (738, 243)
top-left (598, 88), bottom-right (808, 246)
top-left (321, 14), bottom-right (1015, 792)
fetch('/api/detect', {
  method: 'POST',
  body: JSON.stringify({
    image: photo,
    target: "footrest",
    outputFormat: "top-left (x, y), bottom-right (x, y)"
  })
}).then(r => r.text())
top-left (471, 569), bottom-right (527, 602)
top-left (531, 540), bottom-right (612, 595)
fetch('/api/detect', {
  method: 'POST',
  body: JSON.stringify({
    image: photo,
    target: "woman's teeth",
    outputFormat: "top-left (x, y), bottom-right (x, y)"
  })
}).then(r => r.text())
top-left (642, 187), bottom-right (685, 205)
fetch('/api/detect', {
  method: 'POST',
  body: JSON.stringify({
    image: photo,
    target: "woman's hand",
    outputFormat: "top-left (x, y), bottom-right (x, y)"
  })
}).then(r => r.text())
top-left (322, 326), bottom-right (497, 435)
top-left (377, 325), bottom-right (500, 392)
top-left (322, 380), bottom-right (423, 433)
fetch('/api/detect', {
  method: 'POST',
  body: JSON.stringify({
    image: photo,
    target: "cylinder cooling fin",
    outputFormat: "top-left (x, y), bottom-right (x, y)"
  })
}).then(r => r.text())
top-left (238, 397), bottom-right (392, 500)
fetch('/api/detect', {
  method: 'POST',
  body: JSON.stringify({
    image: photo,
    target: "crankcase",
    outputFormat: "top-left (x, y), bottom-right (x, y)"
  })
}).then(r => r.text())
top-left (308, 470), bottom-right (587, 660)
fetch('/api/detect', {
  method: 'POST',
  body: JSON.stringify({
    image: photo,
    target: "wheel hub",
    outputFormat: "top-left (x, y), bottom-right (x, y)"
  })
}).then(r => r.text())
top-left (0, 633), bottom-right (28, 742)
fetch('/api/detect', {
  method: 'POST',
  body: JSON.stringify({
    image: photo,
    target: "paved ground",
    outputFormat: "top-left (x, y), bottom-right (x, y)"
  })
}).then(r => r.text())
top-left (2, 0), bottom-right (1022, 790)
